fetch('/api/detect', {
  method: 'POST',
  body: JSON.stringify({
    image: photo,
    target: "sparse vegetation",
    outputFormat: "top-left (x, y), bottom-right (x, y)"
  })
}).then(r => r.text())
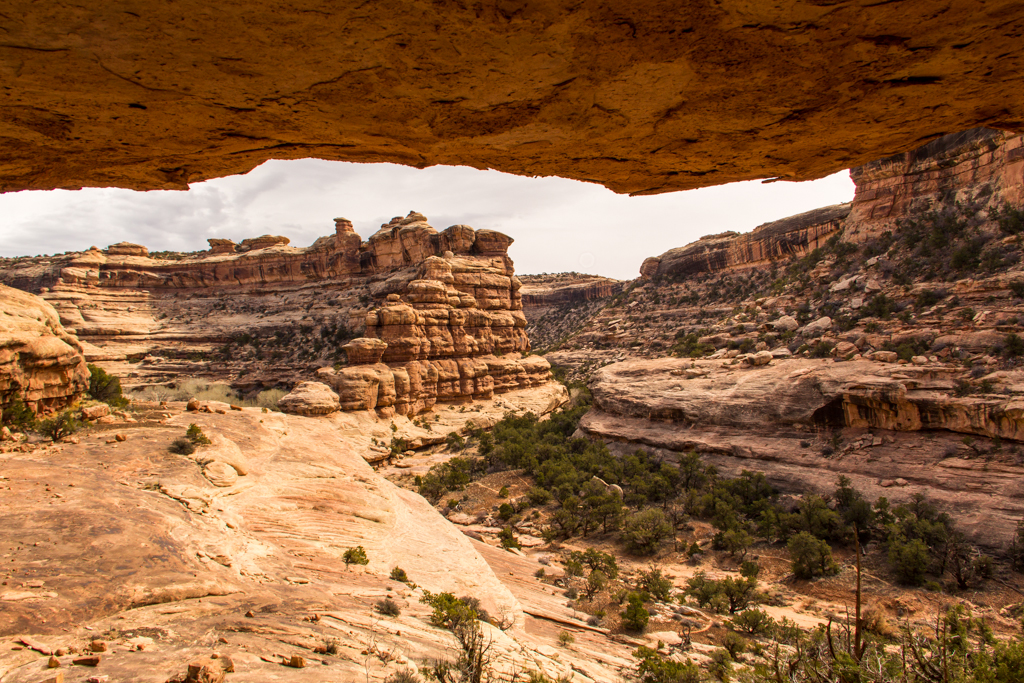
top-left (343, 545), bottom-right (369, 569)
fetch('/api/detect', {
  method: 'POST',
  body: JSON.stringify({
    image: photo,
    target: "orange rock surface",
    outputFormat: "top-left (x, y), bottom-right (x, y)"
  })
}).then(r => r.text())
top-left (1, 2), bottom-right (1023, 194)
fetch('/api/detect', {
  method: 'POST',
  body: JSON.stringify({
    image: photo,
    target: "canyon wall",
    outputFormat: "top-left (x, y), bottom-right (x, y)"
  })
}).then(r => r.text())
top-left (0, 213), bottom-right (539, 396)
top-left (640, 203), bottom-right (851, 280)
top-left (285, 253), bottom-right (554, 418)
top-left (0, 284), bottom-right (89, 414)
top-left (635, 128), bottom-right (1024, 281)
top-left (846, 128), bottom-right (1024, 240)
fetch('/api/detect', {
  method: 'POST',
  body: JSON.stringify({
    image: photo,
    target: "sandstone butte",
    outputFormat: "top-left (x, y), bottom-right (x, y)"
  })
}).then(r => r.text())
top-left (0, 2), bottom-right (1023, 196)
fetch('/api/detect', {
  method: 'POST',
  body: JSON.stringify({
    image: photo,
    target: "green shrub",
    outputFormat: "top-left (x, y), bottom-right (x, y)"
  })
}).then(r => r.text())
top-left (558, 630), bottom-right (574, 647)
top-left (1005, 333), bottom-right (1024, 357)
top-left (684, 572), bottom-right (760, 614)
top-left (186, 423), bottom-right (212, 445)
top-left (87, 364), bottom-right (129, 407)
top-left (497, 503), bottom-right (515, 521)
top-left (622, 509), bottom-right (673, 555)
top-left (635, 566), bottom-right (673, 602)
top-left (729, 608), bottom-right (775, 636)
top-left (633, 646), bottom-right (700, 683)
top-left (37, 409), bottom-right (81, 442)
top-left (889, 537), bottom-right (930, 585)
top-left (390, 566), bottom-right (410, 583)
top-left (1, 397), bottom-right (35, 430)
top-left (343, 545), bottom-right (369, 569)
top-left (991, 201), bottom-right (1024, 236)
top-left (499, 526), bottom-right (521, 550)
top-left (420, 590), bottom-right (478, 630)
top-left (788, 532), bottom-right (839, 580)
top-left (567, 548), bottom-right (619, 579)
top-left (622, 593), bottom-right (649, 632)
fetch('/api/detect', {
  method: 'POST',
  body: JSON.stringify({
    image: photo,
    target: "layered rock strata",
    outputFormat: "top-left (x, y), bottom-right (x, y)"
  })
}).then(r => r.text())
top-left (0, 284), bottom-right (89, 414)
top-left (3, 2), bottom-right (1024, 195)
top-left (641, 203), bottom-right (851, 280)
top-left (0, 213), bottom-right (533, 392)
top-left (846, 128), bottom-right (1024, 240)
top-left (288, 253), bottom-right (554, 417)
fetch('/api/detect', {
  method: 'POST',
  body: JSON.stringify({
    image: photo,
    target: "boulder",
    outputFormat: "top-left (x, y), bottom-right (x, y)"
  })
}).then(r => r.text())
top-left (203, 461), bottom-right (238, 487)
top-left (746, 350), bottom-right (773, 366)
top-left (81, 404), bottom-right (111, 420)
top-left (277, 382), bottom-right (341, 416)
top-left (800, 316), bottom-right (832, 337)
top-left (771, 315), bottom-right (799, 332)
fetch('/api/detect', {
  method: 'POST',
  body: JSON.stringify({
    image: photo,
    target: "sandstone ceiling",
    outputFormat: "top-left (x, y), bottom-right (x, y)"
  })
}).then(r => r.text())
top-left (2, 1), bottom-right (1023, 196)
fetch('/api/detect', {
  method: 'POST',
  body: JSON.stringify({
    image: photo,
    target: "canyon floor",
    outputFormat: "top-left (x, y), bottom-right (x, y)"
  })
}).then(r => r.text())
top-left (7, 388), bottom-right (1022, 683)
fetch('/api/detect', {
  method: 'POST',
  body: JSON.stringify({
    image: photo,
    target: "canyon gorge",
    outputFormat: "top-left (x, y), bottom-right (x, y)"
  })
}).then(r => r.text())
top-left (4, 2), bottom-right (1024, 677)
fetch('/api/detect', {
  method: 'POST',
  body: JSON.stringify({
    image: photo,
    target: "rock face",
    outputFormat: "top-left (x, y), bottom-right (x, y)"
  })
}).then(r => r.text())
top-left (519, 274), bottom-right (627, 351)
top-left (642, 204), bottom-right (850, 280)
top-left (0, 213), bottom-right (537, 393)
top-left (520, 274), bottom-right (625, 307)
top-left (0, 406), bottom-right (625, 682)
top-left (846, 128), bottom-right (1024, 240)
top-left (0, 284), bottom-right (89, 414)
top-left (309, 252), bottom-right (553, 417)
top-left (2, 2), bottom-right (1024, 195)
top-left (524, 129), bottom-right (1024, 358)
top-left (581, 358), bottom-right (1024, 547)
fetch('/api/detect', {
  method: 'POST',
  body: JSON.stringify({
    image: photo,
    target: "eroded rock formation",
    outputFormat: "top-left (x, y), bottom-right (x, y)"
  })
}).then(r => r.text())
top-left (2, 2), bottom-right (1024, 196)
top-left (0, 213), bottom-right (538, 393)
top-left (0, 284), bottom-right (89, 413)
top-left (846, 128), bottom-right (1024, 240)
top-left (284, 252), bottom-right (555, 417)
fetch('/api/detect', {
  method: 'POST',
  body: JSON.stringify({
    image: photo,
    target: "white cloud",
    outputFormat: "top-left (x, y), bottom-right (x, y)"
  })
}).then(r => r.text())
top-left (0, 160), bottom-right (854, 280)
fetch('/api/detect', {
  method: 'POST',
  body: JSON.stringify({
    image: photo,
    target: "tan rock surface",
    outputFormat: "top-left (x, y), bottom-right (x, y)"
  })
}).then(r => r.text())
top-left (0, 284), bottom-right (89, 413)
top-left (2, 2), bottom-right (1024, 195)
top-left (581, 357), bottom-right (1024, 547)
top-left (0, 395), bottom-right (602, 682)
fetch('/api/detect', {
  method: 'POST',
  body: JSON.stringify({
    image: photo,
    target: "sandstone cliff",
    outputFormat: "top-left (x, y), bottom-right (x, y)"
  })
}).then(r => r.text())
top-left (641, 203), bottom-right (851, 280)
top-left (0, 284), bottom-right (89, 414)
top-left (0, 213), bottom-right (533, 395)
top-left (846, 128), bottom-right (1024, 240)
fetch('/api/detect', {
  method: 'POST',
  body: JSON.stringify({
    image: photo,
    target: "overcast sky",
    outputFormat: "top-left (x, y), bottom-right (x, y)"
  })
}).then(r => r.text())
top-left (0, 160), bottom-right (854, 280)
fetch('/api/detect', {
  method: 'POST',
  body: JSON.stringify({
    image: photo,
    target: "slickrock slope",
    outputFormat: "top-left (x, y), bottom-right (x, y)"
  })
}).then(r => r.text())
top-left (0, 401), bottom-right (615, 682)
top-left (0, 213), bottom-right (537, 395)
top-left (2, 2), bottom-right (1024, 195)
top-left (581, 357), bottom-right (1024, 548)
top-left (0, 284), bottom-right (88, 413)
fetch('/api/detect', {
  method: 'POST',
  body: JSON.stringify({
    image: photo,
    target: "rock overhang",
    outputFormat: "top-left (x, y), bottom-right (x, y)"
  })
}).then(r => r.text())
top-left (1, 1), bottom-right (1023, 196)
